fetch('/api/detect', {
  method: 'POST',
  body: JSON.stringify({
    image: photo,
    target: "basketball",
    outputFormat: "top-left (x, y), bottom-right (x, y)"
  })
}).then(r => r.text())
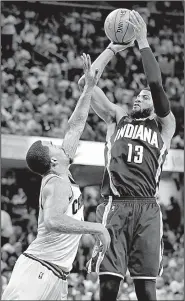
top-left (104, 8), bottom-right (135, 44)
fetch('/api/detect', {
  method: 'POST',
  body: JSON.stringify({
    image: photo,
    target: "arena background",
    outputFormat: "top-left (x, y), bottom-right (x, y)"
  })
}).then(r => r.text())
top-left (1, 1), bottom-right (184, 300)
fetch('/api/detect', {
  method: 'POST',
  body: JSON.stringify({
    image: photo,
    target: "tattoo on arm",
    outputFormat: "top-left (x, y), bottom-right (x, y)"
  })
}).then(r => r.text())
top-left (62, 87), bottom-right (93, 160)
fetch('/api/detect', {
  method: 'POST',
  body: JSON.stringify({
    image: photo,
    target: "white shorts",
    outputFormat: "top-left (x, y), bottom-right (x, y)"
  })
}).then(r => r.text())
top-left (2, 254), bottom-right (68, 300)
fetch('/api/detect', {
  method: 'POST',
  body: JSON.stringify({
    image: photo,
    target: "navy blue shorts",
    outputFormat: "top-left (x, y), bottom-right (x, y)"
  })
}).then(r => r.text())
top-left (88, 197), bottom-right (163, 280)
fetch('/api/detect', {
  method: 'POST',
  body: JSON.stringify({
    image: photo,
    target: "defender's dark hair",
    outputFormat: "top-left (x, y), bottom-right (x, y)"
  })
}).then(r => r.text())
top-left (26, 140), bottom-right (51, 175)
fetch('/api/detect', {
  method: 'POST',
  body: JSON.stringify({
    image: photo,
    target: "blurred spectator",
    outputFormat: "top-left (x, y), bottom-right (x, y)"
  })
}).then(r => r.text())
top-left (1, 210), bottom-right (13, 246)
top-left (1, 12), bottom-right (16, 56)
top-left (166, 197), bottom-right (181, 232)
top-left (171, 125), bottom-right (184, 149)
top-left (46, 56), bottom-right (61, 86)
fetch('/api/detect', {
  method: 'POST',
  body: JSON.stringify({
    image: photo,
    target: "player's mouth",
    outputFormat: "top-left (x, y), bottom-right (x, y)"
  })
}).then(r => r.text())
top-left (133, 103), bottom-right (140, 109)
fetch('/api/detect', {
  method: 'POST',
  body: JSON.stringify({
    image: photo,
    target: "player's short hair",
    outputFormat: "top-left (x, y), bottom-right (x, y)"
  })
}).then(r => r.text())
top-left (26, 140), bottom-right (51, 175)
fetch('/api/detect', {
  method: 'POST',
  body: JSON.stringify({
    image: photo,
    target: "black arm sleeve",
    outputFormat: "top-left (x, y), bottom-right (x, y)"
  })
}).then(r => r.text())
top-left (140, 47), bottom-right (170, 118)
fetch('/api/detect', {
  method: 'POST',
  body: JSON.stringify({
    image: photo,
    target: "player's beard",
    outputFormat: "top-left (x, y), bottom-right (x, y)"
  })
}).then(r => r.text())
top-left (130, 107), bottom-right (153, 119)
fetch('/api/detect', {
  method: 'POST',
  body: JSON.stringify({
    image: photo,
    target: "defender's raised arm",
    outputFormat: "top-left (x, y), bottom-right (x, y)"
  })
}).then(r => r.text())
top-left (62, 54), bottom-right (99, 160)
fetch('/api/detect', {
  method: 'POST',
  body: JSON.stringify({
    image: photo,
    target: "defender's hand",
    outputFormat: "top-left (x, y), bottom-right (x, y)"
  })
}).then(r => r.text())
top-left (126, 10), bottom-right (147, 42)
top-left (81, 53), bottom-right (99, 89)
top-left (107, 39), bottom-right (135, 54)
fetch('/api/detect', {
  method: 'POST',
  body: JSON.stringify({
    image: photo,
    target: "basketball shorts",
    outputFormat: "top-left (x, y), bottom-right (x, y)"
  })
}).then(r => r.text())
top-left (2, 254), bottom-right (68, 300)
top-left (87, 197), bottom-right (163, 280)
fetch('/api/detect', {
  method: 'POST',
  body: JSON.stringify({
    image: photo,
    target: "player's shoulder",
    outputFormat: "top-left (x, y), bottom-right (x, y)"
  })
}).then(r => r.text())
top-left (155, 111), bottom-right (176, 133)
top-left (42, 175), bottom-right (70, 197)
top-left (115, 104), bottom-right (128, 124)
top-left (43, 175), bottom-right (64, 187)
top-left (155, 112), bottom-right (176, 149)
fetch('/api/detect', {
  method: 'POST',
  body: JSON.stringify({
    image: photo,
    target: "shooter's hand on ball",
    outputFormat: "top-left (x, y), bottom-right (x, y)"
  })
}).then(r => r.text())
top-left (126, 10), bottom-right (147, 43)
top-left (81, 53), bottom-right (99, 89)
top-left (106, 39), bottom-right (135, 55)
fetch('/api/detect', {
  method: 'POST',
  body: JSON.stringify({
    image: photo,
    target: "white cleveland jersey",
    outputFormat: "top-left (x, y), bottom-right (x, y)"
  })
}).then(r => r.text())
top-left (26, 173), bottom-right (84, 272)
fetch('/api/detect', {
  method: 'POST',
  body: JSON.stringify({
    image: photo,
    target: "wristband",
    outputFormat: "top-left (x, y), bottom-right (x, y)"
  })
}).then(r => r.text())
top-left (107, 47), bottom-right (116, 55)
top-left (137, 39), bottom-right (150, 50)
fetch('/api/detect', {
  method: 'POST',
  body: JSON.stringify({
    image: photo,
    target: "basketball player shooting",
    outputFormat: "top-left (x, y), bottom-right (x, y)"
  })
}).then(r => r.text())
top-left (2, 54), bottom-right (111, 301)
top-left (79, 11), bottom-right (176, 301)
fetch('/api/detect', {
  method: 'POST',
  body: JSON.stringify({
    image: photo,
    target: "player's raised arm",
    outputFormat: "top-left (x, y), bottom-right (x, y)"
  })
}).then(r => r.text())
top-left (62, 54), bottom-right (98, 160)
top-left (92, 85), bottom-right (129, 124)
top-left (78, 42), bottom-right (134, 124)
top-left (43, 177), bottom-right (110, 254)
top-left (128, 11), bottom-right (176, 149)
top-left (90, 86), bottom-right (126, 124)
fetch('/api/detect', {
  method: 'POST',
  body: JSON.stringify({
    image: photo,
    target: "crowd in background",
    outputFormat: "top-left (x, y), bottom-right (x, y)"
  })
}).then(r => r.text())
top-left (1, 169), bottom-right (184, 300)
top-left (1, 1), bottom-right (184, 146)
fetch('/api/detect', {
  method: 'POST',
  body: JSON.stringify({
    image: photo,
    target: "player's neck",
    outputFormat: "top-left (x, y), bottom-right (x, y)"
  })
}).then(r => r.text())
top-left (43, 167), bottom-right (68, 178)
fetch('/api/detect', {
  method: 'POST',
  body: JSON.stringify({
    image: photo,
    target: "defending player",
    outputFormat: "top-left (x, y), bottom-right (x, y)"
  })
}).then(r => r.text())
top-left (79, 11), bottom-right (176, 301)
top-left (2, 54), bottom-right (111, 300)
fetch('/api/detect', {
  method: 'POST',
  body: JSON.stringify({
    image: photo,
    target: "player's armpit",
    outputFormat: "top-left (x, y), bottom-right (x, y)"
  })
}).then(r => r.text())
top-left (91, 86), bottom-right (127, 124)
top-left (157, 111), bottom-right (176, 149)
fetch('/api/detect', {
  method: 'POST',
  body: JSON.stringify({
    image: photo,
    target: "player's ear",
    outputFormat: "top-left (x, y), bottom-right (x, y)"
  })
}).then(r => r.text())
top-left (50, 157), bottom-right (58, 167)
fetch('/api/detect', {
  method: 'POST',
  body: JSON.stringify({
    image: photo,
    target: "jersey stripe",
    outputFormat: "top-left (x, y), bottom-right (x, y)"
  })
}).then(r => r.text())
top-left (102, 196), bottom-right (112, 226)
top-left (155, 186), bottom-right (159, 198)
top-left (87, 197), bottom-right (112, 274)
top-left (155, 144), bottom-right (166, 188)
top-left (23, 253), bottom-right (69, 280)
top-left (95, 196), bottom-right (112, 273)
top-left (106, 137), bottom-right (120, 196)
top-left (158, 206), bottom-right (164, 276)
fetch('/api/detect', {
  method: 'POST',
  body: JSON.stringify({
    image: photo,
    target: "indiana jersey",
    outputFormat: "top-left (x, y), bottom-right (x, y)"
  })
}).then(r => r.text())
top-left (101, 115), bottom-right (168, 197)
top-left (26, 173), bottom-right (83, 272)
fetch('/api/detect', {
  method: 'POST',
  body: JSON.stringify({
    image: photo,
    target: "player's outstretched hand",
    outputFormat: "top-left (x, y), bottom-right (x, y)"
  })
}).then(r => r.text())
top-left (81, 53), bottom-right (99, 89)
top-left (126, 10), bottom-right (147, 42)
top-left (96, 226), bottom-right (111, 255)
top-left (107, 39), bottom-right (135, 54)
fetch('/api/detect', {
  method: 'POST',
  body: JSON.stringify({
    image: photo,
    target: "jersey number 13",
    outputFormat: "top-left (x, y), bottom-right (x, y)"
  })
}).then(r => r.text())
top-left (127, 143), bottom-right (143, 164)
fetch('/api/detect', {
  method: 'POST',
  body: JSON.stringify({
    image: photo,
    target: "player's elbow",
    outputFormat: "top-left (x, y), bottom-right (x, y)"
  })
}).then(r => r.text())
top-left (149, 81), bottom-right (163, 90)
top-left (44, 216), bottom-right (56, 232)
top-left (147, 67), bottom-right (163, 87)
top-left (44, 215), bottom-right (68, 233)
